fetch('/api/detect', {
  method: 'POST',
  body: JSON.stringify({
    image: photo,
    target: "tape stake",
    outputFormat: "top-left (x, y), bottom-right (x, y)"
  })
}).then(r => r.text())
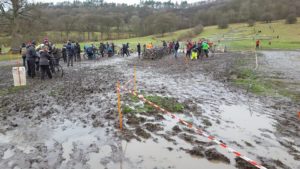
top-left (119, 84), bottom-right (267, 169)
top-left (134, 65), bottom-right (137, 93)
top-left (117, 82), bottom-right (122, 130)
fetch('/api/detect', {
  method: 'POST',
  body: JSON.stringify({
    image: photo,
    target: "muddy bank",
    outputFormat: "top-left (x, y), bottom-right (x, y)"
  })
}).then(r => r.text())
top-left (125, 52), bottom-right (300, 168)
top-left (0, 52), bottom-right (300, 169)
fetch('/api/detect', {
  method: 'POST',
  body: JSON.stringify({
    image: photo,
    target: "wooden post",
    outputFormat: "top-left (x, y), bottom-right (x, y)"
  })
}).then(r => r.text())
top-left (117, 81), bottom-right (122, 130)
top-left (134, 65), bottom-right (137, 93)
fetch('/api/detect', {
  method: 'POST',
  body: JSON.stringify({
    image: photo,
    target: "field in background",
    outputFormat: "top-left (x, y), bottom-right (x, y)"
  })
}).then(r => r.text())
top-left (196, 19), bottom-right (300, 50)
top-left (1, 19), bottom-right (299, 62)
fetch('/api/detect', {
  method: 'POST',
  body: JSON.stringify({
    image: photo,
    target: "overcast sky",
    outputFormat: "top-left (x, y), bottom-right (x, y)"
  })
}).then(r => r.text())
top-left (31, 0), bottom-right (202, 5)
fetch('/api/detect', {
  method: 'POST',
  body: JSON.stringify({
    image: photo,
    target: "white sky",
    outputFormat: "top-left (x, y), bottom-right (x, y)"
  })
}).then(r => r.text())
top-left (31, 0), bottom-right (202, 5)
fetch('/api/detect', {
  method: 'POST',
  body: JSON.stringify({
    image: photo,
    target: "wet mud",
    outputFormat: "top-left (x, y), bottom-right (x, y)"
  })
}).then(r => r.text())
top-left (0, 52), bottom-right (299, 169)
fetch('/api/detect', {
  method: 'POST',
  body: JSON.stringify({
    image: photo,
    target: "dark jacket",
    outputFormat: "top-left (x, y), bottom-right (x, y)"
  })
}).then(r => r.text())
top-left (66, 43), bottom-right (74, 56)
top-left (62, 47), bottom-right (67, 55)
top-left (175, 42), bottom-right (180, 50)
top-left (39, 51), bottom-right (51, 66)
top-left (137, 44), bottom-right (141, 52)
top-left (53, 48), bottom-right (61, 59)
top-left (75, 43), bottom-right (81, 54)
top-left (26, 45), bottom-right (38, 61)
top-left (99, 43), bottom-right (105, 52)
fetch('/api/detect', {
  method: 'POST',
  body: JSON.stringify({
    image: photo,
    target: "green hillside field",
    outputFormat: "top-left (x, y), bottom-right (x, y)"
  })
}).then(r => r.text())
top-left (1, 18), bottom-right (299, 62)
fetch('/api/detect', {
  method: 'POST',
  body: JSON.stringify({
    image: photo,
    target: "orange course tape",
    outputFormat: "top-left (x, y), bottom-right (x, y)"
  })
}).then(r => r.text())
top-left (118, 83), bottom-right (268, 169)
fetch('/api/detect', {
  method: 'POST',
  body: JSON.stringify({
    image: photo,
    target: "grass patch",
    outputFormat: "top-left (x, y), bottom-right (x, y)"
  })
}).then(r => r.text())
top-left (193, 19), bottom-right (300, 50)
top-left (0, 54), bottom-right (20, 62)
top-left (234, 78), bottom-right (273, 94)
top-left (145, 95), bottom-right (184, 112)
top-left (129, 94), bottom-right (140, 103)
top-left (0, 86), bottom-right (27, 96)
top-left (2, 19), bottom-right (299, 56)
top-left (134, 104), bottom-right (155, 113)
top-left (122, 105), bottom-right (134, 114)
top-left (232, 66), bottom-right (300, 101)
top-left (236, 69), bottom-right (255, 79)
top-left (232, 68), bottom-right (274, 94)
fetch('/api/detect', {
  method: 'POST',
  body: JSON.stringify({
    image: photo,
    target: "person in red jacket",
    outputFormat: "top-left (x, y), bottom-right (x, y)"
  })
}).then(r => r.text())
top-left (256, 40), bottom-right (260, 49)
top-left (186, 40), bottom-right (193, 58)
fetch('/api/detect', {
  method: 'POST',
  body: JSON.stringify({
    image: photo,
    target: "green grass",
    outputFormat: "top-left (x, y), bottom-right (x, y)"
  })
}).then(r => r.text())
top-left (78, 18), bottom-right (300, 51)
top-left (231, 67), bottom-right (299, 101)
top-left (1, 18), bottom-right (299, 62)
top-left (0, 54), bottom-right (21, 62)
top-left (122, 105), bottom-right (134, 114)
top-left (129, 94), bottom-right (140, 103)
top-left (193, 19), bottom-right (300, 50)
top-left (145, 95), bottom-right (184, 112)
top-left (0, 86), bottom-right (27, 96)
top-left (234, 78), bottom-right (274, 94)
top-left (125, 94), bottom-right (185, 114)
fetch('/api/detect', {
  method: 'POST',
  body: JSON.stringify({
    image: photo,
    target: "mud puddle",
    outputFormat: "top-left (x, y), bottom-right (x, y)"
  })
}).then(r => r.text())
top-left (123, 54), bottom-right (300, 168)
top-left (260, 51), bottom-right (300, 81)
top-left (122, 138), bottom-right (234, 169)
top-left (1, 53), bottom-right (300, 169)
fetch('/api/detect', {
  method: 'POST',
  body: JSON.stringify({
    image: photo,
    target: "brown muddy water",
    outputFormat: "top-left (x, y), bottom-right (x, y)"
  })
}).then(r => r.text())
top-left (0, 51), bottom-right (300, 169)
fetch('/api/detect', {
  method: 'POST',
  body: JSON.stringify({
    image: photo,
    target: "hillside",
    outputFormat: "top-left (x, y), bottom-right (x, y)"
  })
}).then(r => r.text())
top-left (99, 18), bottom-right (300, 51)
top-left (1, 19), bottom-right (300, 62)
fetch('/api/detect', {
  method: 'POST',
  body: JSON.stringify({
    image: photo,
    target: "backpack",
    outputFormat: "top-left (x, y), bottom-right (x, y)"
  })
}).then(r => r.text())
top-left (21, 47), bottom-right (27, 56)
top-left (86, 47), bottom-right (93, 54)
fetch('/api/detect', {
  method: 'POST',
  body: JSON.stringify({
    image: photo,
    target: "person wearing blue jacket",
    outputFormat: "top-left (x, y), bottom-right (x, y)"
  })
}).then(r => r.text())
top-left (66, 41), bottom-right (74, 67)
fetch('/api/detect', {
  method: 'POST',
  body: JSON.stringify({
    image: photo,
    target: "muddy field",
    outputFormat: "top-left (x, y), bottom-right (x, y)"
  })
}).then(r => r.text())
top-left (0, 51), bottom-right (299, 169)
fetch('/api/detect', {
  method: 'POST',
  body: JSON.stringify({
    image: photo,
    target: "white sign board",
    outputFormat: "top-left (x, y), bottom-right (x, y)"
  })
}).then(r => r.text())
top-left (12, 67), bottom-right (26, 86)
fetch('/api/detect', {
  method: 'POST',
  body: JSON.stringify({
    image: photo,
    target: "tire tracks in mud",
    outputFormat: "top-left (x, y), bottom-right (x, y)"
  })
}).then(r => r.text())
top-left (0, 59), bottom-right (128, 169)
top-left (0, 54), bottom-right (299, 169)
top-left (119, 53), bottom-right (300, 169)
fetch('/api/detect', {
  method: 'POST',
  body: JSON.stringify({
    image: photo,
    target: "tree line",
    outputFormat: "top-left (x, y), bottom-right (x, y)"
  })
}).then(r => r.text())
top-left (1, 0), bottom-right (299, 48)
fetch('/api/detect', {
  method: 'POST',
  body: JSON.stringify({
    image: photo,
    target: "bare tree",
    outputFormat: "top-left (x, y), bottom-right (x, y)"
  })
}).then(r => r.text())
top-left (59, 15), bottom-right (77, 40)
top-left (129, 15), bottom-right (141, 37)
top-left (0, 0), bottom-right (37, 48)
top-left (153, 13), bottom-right (177, 37)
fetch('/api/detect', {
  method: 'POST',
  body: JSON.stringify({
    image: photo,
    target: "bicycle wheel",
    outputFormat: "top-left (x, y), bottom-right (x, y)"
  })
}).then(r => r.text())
top-left (57, 65), bottom-right (64, 77)
top-left (53, 65), bottom-right (64, 78)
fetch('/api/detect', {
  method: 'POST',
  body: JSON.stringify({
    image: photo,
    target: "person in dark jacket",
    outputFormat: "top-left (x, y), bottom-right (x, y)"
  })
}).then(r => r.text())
top-left (111, 43), bottom-right (115, 55)
top-left (122, 44), bottom-right (128, 57)
top-left (86, 46), bottom-right (94, 60)
top-left (26, 41), bottom-right (38, 78)
top-left (39, 46), bottom-right (52, 80)
top-left (163, 40), bottom-right (167, 48)
top-left (62, 45), bottom-right (67, 63)
top-left (143, 44), bottom-right (146, 53)
top-left (52, 45), bottom-right (61, 66)
top-left (174, 41), bottom-right (180, 58)
top-left (20, 43), bottom-right (27, 67)
top-left (126, 43), bottom-right (130, 56)
top-left (99, 43), bottom-right (105, 57)
top-left (137, 43), bottom-right (141, 58)
top-left (75, 42), bottom-right (81, 62)
top-left (66, 41), bottom-right (74, 67)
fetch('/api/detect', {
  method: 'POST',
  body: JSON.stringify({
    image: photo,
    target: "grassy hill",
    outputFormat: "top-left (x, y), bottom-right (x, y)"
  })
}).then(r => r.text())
top-left (196, 19), bottom-right (300, 50)
top-left (104, 18), bottom-right (300, 51)
top-left (1, 18), bottom-right (300, 62)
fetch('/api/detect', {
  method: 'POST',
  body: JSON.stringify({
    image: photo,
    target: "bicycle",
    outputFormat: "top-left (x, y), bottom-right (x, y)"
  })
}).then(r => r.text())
top-left (51, 57), bottom-right (64, 78)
